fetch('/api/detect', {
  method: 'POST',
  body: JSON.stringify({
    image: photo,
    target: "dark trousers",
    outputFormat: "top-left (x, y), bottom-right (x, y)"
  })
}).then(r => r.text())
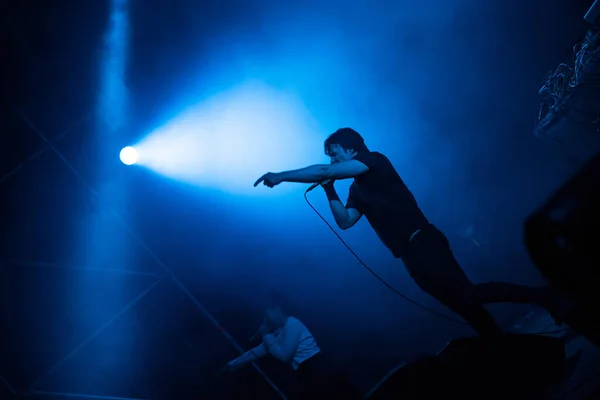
top-left (401, 224), bottom-right (551, 336)
top-left (293, 353), bottom-right (361, 400)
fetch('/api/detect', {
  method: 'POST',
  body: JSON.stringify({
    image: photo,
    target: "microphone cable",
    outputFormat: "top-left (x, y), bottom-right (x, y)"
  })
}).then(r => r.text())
top-left (303, 189), bottom-right (573, 336)
top-left (303, 189), bottom-right (466, 325)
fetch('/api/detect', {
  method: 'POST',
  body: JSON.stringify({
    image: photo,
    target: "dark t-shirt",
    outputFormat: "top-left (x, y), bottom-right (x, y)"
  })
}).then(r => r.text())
top-left (345, 151), bottom-right (429, 258)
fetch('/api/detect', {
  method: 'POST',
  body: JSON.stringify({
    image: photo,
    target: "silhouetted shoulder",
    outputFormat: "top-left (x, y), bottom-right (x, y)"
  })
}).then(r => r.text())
top-left (353, 151), bottom-right (390, 170)
top-left (371, 151), bottom-right (392, 163)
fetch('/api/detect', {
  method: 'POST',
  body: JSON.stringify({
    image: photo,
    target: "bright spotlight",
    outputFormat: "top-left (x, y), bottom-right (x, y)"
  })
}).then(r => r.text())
top-left (132, 82), bottom-right (322, 195)
top-left (120, 146), bottom-right (138, 165)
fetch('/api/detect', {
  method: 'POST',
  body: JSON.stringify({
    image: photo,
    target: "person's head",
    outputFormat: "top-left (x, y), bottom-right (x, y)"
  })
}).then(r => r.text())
top-left (263, 305), bottom-right (288, 330)
top-left (324, 128), bottom-right (369, 164)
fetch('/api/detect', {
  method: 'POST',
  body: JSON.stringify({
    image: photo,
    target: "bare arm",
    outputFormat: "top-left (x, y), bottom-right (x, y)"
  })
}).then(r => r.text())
top-left (228, 344), bottom-right (268, 367)
top-left (277, 160), bottom-right (369, 183)
top-left (323, 184), bottom-right (362, 230)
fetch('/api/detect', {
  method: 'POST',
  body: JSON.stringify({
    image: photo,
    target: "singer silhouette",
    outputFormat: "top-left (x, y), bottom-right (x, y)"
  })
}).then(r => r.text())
top-left (254, 127), bottom-right (572, 336)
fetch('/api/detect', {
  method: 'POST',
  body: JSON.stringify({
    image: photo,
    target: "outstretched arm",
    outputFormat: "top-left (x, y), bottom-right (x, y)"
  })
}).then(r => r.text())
top-left (226, 344), bottom-right (268, 369)
top-left (254, 160), bottom-right (369, 187)
top-left (279, 160), bottom-right (369, 183)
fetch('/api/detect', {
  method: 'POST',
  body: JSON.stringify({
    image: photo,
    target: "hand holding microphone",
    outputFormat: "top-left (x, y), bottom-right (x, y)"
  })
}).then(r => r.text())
top-left (248, 322), bottom-right (272, 341)
top-left (312, 159), bottom-right (336, 191)
top-left (306, 179), bottom-right (334, 193)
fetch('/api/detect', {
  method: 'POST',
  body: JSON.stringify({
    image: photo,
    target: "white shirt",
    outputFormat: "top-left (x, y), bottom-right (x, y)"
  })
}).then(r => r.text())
top-left (232, 317), bottom-right (320, 370)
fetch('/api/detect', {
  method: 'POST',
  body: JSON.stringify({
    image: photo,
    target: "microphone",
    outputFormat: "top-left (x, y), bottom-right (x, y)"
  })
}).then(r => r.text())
top-left (249, 322), bottom-right (277, 341)
top-left (306, 179), bottom-right (332, 193)
top-left (249, 322), bottom-right (268, 341)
